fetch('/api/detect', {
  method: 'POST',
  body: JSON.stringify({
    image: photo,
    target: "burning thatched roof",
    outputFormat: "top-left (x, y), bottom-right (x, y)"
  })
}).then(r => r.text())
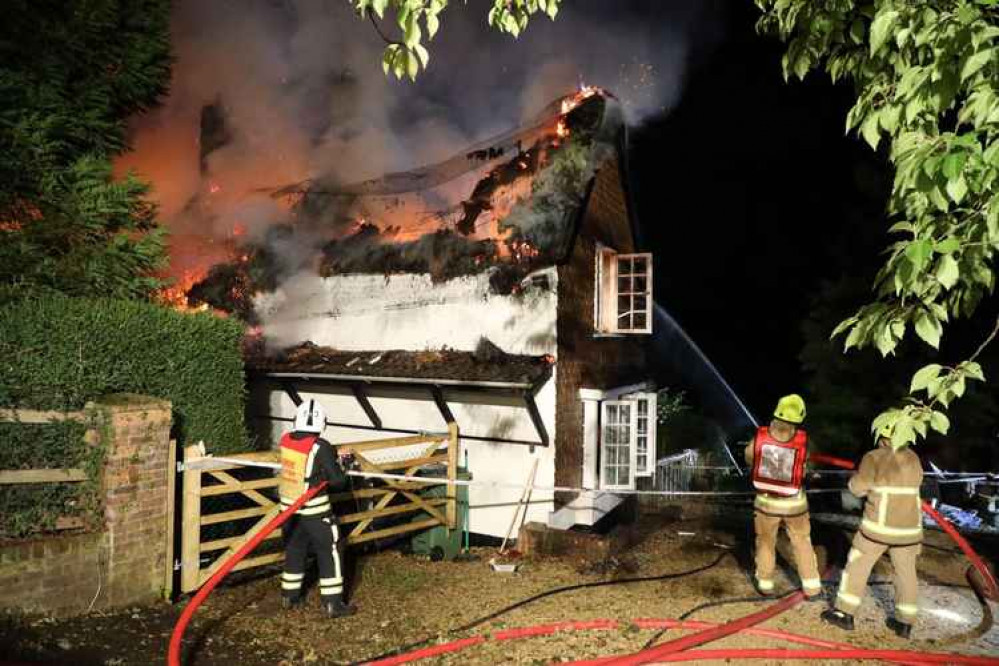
top-left (247, 341), bottom-right (554, 388)
top-left (188, 88), bottom-right (625, 316)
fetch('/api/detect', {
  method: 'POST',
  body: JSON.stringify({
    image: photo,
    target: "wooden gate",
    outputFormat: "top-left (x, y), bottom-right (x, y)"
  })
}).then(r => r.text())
top-left (178, 424), bottom-right (460, 593)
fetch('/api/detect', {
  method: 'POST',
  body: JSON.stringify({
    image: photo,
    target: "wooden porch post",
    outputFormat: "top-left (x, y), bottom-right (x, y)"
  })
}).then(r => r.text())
top-left (446, 422), bottom-right (459, 530)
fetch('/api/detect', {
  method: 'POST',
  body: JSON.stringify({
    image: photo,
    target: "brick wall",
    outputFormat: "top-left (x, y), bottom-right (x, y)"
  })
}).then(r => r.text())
top-left (555, 156), bottom-right (650, 500)
top-left (0, 394), bottom-right (172, 615)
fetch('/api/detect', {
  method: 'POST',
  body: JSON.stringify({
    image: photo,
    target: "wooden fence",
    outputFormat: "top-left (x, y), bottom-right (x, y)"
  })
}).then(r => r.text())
top-left (0, 408), bottom-right (99, 531)
top-left (179, 423), bottom-right (460, 593)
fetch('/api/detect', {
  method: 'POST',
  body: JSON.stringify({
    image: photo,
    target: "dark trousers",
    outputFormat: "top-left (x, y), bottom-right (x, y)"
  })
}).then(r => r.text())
top-left (281, 515), bottom-right (344, 602)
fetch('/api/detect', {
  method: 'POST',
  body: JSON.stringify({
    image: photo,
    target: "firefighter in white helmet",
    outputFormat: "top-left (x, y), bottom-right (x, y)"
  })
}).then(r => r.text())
top-left (822, 424), bottom-right (924, 637)
top-left (279, 399), bottom-right (355, 618)
top-left (744, 394), bottom-right (822, 598)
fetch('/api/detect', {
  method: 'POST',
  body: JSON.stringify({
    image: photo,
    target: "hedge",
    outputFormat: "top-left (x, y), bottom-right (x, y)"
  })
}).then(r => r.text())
top-left (0, 294), bottom-right (249, 537)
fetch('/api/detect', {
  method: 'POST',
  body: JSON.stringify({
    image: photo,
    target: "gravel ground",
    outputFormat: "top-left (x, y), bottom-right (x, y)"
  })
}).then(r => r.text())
top-left (1, 508), bottom-right (995, 665)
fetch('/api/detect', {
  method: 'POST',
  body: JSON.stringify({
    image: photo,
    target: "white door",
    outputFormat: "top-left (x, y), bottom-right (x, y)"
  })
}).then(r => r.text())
top-left (600, 400), bottom-right (636, 490)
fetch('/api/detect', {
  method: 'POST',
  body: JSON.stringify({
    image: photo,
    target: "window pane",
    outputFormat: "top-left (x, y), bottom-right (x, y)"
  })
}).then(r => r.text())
top-left (637, 420), bottom-right (647, 434)
top-left (617, 256), bottom-right (633, 275)
top-left (617, 276), bottom-right (632, 294)
top-left (617, 295), bottom-right (630, 316)
top-left (634, 275), bottom-right (647, 293)
top-left (633, 312), bottom-right (646, 330)
top-left (632, 256), bottom-right (647, 274)
top-left (607, 404), bottom-right (618, 421)
top-left (619, 404), bottom-right (631, 421)
top-left (637, 400), bottom-right (648, 416)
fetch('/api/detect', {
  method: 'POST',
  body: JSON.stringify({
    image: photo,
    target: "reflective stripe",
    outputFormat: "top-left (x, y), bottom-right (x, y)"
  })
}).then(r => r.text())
top-left (298, 504), bottom-right (331, 516)
top-left (896, 603), bottom-right (918, 616)
top-left (757, 579), bottom-right (774, 591)
top-left (319, 577), bottom-right (342, 585)
top-left (304, 495), bottom-right (328, 507)
top-left (837, 590), bottom-right (861, 607)
top-left (753, 481), bottom-right (803, 496)
top-left (756, 492), bottom-right (806, 506)
top-left (281, 581), bottom-right (302, 590)
top-left (281, 572), bottom-right (304, 581)
top-left (872, 486), bottom-right (919, 494)
top-left (801, 578), bottom-right (821, 591)
top-left (847, 548), bottom-right (861, 564)
top-left (862, 519), bottom-right (922, 537)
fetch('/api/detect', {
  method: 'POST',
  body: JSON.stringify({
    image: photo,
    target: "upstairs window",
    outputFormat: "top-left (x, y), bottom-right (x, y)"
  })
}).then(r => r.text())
top-left (596, 246), bottom-right (653, 334)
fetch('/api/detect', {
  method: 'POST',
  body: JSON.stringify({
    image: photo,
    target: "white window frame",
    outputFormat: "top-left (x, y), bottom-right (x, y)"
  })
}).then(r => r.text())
top-left (631, 392), bottom-right (657, 478)
top-left (600, 400), bottom-right (637, 491)
top-left (595, 245), bottom-right (653, 335)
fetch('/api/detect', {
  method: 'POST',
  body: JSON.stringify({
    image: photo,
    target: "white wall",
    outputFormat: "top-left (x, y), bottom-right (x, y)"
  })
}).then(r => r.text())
top-left (254, 268), bottom-right (557, 355)
top-left (254, 376), bottom-right (557, 538)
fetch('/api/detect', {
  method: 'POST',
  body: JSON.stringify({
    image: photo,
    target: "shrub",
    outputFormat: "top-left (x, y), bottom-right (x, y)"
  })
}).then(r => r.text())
top-left (0, 294), bottom-right (249, 538)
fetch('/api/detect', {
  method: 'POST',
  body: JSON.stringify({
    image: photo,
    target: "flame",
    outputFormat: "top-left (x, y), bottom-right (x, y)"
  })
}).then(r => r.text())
top-left (556, 118), bottom-right (568, 138)
top-left (209, 182), bottom-right (221, 194)
top-left (156, 268), bottom-right (210, 312)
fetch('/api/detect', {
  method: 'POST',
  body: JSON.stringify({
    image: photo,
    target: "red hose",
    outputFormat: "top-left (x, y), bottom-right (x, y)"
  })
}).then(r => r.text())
top-left (362, 615), bottom-right (989, 666)
top-left (589, 588), bottom-right (807, 666)
top-left (166, 482), bottom-right (327, 666)
top-left (921, 500), bottom-right (999, 600)
top-left (809, 452), bottom-right (857, 470)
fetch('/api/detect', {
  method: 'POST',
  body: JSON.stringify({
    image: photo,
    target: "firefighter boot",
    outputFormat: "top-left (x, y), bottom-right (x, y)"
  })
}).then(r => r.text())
top-left (886, 617), bottom-right (913, 639)
top-left (324, 596), bottom-right (357, 618)
top-left (282, 595), bottom-right (303, 610)
top-left (821, 608), bottom-right (854, 631)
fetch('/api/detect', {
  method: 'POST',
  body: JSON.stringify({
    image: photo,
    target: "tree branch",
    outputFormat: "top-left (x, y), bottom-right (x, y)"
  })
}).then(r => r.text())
top-left (970, 315), bottom-right (999, 363)
top-left (368, 12), bottom-right (402, 45)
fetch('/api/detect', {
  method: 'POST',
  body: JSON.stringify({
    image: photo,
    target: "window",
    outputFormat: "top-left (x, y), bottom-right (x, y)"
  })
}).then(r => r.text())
top-left (600, 401), bottom-right (635, 490)
top-left (634, 392), bottom-right (657, 477)
top-left (598, 392), bottom-right (657, 489)
top-left (595, 246), bottom-right (652, 334)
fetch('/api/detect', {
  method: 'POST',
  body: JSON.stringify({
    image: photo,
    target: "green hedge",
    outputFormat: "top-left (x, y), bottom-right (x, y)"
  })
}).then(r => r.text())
top-left (0, 294), bottom-right (249, 538)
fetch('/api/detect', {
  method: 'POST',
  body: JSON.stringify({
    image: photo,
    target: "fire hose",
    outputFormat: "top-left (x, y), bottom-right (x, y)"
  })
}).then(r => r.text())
top-left (166, 454), bottom-right (997, 666)
top-left (166, 481), bottom-right (327, 666)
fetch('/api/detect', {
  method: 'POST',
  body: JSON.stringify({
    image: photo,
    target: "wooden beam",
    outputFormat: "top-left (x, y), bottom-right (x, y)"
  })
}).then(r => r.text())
top-left (0, 468), bottom-right (87, 484)
top-left (200, 505), bottom-right (273, 526)
top-left (181, 445), bottom-right (203, 593)
top-left (337, 433), bottom-right (448, 453)
top-left (347, 518), bottom-right (441, 545)
top-left (524, 390), bottom-right (550, 447)
top-left (338, 498), bottom-right (447, 524)
top-left (430, 386), bottom-right (456, 427)
top-left (198, 505), bottom-right (281, 584)
top-left (279, 380), bottom-right (303, 407)
top-left (231, 552), bottom-right (283, 573)
top-left (447, 421), bottom-right (460, 530)
top-left (200, 529), bottom-right (281, 553)
top-left (376, 454), bottom-right (448, 471)
top-left (350, 383), bottom-right (382, 429)
top-left (0, 408), bottom-right (90, 424)
top-left (164, 439), bottom-right (177, 600)
top-left (201, 472), bottom-right (278, 505)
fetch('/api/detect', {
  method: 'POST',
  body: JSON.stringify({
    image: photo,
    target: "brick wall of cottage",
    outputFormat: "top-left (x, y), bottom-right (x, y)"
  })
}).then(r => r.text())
top-left (0, 394), bottom-right (172, 615)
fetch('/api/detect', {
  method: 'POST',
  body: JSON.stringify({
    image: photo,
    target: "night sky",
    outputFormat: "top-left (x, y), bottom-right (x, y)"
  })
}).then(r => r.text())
top-left (631, 1), bottom-right (891, 421)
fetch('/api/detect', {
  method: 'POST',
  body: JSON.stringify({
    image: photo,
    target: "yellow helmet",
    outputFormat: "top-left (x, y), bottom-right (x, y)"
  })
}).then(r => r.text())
top-left (773, 394), bottom-right (806, 424)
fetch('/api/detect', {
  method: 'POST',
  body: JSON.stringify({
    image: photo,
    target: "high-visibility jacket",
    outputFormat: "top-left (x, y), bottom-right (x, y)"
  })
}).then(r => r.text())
top-left (279, 432), bottom-right (347, 518)
top-left (848, 445), bottom-right (923, 546)
top-left (745, 428), bottom-right (809, 517)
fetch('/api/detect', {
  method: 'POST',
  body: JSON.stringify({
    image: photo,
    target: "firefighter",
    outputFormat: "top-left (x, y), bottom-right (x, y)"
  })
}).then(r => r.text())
top-left (745, 394), bottom-right (821, 598)
top-left (821, 424), bottom-right (923, 638)
top-left (279, 399), bottom-right (355, 618)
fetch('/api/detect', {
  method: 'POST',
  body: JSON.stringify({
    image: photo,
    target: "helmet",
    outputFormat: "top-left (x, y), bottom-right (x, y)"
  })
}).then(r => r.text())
top-left (294, 399), bottom-right (327, 435)
top-left (773, 394), bottom-right (806, 424)
top-left (875, 423), bottom-right (909, 450)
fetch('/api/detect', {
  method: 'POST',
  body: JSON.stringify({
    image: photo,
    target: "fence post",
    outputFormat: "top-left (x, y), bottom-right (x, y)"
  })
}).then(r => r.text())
top-left (163, 439), bottom-right (177, 600)
top-left (181, 445), bottom-right (202, 593)
top-left (446, 422), bottom-right (459, 530)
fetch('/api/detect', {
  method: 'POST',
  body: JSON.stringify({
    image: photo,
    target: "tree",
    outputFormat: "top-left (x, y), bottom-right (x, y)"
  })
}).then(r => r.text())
top-left (348, 0), bottom-right (562, 79)
top-left (0, 0), bottom-right (172, 300)
top-left (753, 0), bottom-right (999, 448)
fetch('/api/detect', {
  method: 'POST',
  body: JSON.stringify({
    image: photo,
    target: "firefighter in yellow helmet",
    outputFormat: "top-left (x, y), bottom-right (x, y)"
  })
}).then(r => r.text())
top-left (822, 424), bottom-right (924, 638)
top-left (279, 399), bottom-right (355, 618)
top-left (744, 394), bottom-right (821, 598)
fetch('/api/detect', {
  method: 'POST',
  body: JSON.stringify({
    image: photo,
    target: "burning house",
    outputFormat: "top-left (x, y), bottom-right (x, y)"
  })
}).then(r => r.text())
top-left (243, 89), bottom-right (657, 537)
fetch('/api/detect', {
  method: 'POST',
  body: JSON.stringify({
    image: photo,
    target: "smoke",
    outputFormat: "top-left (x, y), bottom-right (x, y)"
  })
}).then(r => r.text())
top-left (115, 0), bottom-right (725, 295)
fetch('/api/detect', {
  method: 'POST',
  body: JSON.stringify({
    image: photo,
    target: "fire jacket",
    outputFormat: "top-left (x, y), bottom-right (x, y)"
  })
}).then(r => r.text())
top-left (279, 431), bottom-right (348, 518)
top-left (848, 445), bottom-right (923, 546)
top-left (745, 427), bottom-right (809, 517)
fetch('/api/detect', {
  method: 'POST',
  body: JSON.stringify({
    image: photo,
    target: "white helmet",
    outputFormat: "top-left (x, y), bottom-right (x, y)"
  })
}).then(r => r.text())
top-left (294, 399), bottom-right (327, 435)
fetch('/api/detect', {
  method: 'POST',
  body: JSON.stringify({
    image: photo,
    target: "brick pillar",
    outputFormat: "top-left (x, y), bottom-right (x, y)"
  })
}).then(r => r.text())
top-left (97, 393), bottom-right (172, 607)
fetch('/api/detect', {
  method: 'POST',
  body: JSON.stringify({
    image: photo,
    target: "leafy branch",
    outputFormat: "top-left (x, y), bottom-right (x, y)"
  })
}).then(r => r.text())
top-left (757, 0), bottom-right (999, 448)
top-left (349, 0), bottom-right (561, 80)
